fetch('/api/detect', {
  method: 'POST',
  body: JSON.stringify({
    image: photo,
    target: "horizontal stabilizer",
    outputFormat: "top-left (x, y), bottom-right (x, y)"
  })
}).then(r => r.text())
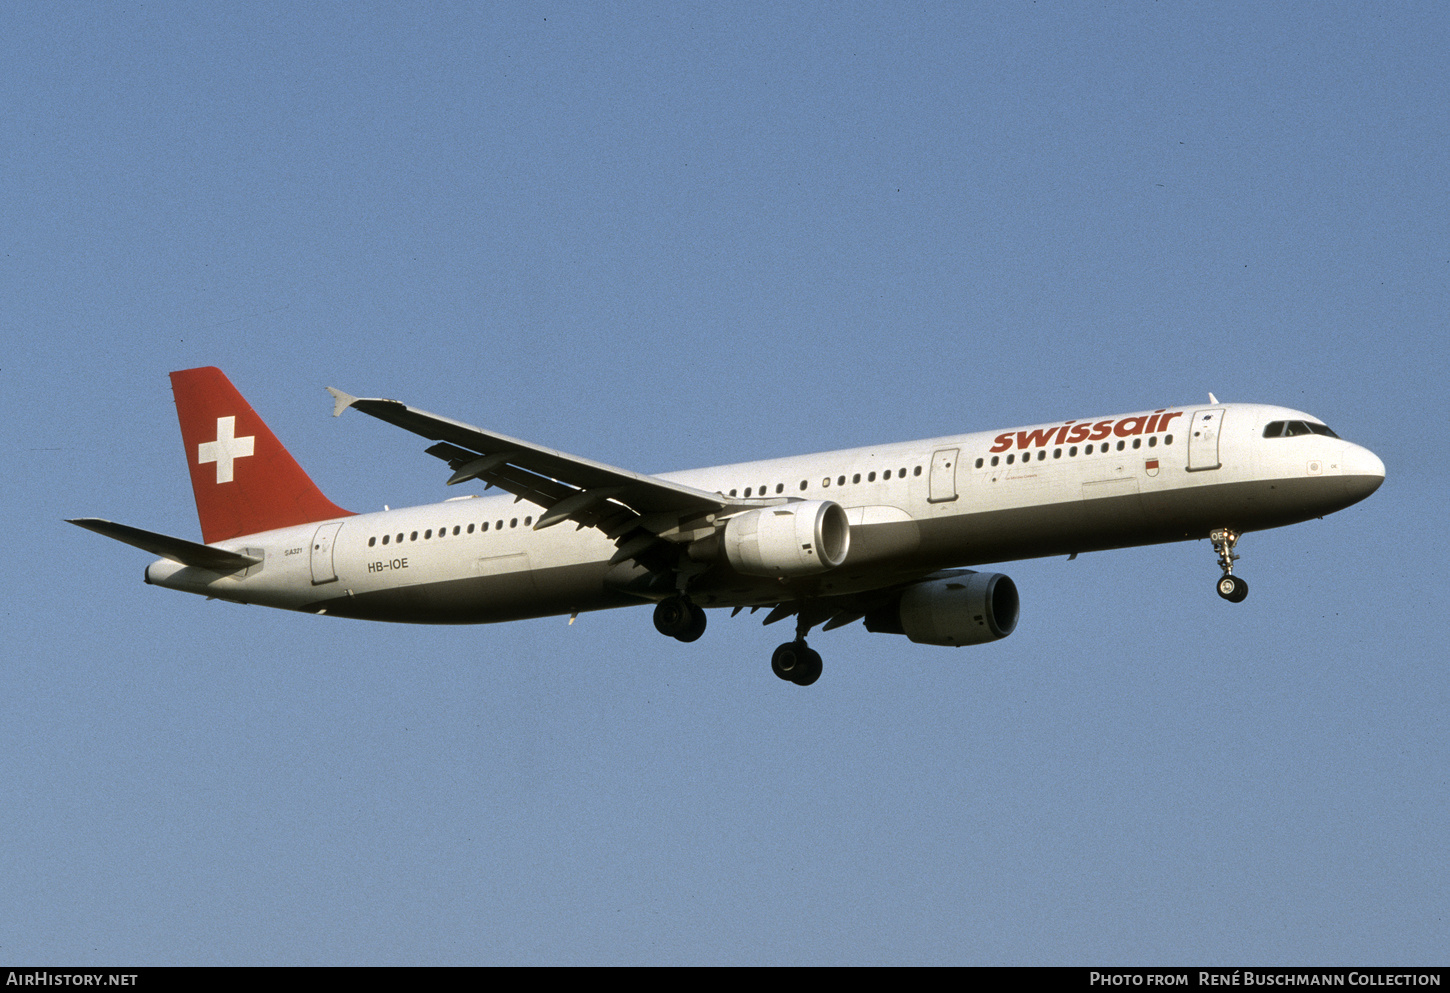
top-left (67, 518), bottom-right (260, 573)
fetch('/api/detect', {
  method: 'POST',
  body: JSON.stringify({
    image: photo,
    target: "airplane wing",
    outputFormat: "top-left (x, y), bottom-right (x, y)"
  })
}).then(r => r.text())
top-left (327, 388), bottom-right (778, 569)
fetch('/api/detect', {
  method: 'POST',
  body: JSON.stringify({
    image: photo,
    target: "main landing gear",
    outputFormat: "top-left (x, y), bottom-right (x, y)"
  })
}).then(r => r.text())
top-left (1211, 528), bottom-right (1248, 603)
top-left (653, 594), bottom-right (826, 686)
top-left (653, 595), bottom-right (707, 643)
top-left (770, 609), bottom-right (824, 686)
top-left (771, 641), bottom-right (823, 686)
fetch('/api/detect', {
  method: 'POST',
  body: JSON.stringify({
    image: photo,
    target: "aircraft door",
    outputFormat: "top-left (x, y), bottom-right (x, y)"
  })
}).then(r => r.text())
top-left (310, 521), bottom-right (345, 585)
top-left (928, 448), bottom-right (960, 503)
top-left (1187, 409), bottom-right (1225, 472)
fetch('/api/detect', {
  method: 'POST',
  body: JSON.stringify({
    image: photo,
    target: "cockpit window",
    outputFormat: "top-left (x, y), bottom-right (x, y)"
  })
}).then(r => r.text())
top-left (1264, 420), bottom-right (1340, 439)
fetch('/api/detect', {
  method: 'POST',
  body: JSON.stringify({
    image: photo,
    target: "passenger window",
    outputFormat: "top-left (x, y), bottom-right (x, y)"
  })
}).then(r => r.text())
top-left (369, 536), bottom-right (377, 547)
top-left (799, 480), bottom-right (808, 491)
top-left (1148, 436), bottom-right (1157, 447)
top-left (410, 532), bottom-right (418, 541)
top-left (1006, 454), bottom-right (1015, 464)
top-left (913, 466), bottom-right (921, 476)
top-left (1132, 438), bottom-right (1141, 449)
top-left (991, 456), bottom-right (999, 467)
top-left (382, 535), bottom-right (390, 545)
top-left (838, 475), bottom-right (846, 486)
top-left (974, 459), bottom-right (983, 469)
top-left (1069, 446), bottom-right (1077, 456)
top-left (776, 484), bottom-right (784, 494)
top-left (883, 469), bottom-right (892, 480)
top-left (1116, 440), bottom-right (1125, 451)
top-left (1053, 449), bottom-right (1061, 459)
top-left (467, 524), bottom-right (475, 534)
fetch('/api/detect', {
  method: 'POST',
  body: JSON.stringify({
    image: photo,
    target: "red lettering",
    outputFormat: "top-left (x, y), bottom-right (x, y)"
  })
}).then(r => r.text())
top-left (1115, 416), bottom-right (1147, 437)
top-left (992, 410), bottom-right (1183, 454)
top-left (1017, 427), bottom-right (1056, 449)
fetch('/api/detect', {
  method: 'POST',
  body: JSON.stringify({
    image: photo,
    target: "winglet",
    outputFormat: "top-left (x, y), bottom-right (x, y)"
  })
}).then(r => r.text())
top-left (327, 386), bottom-right (358, 418)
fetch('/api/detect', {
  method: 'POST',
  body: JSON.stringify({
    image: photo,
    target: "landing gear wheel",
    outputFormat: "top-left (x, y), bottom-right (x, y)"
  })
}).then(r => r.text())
top-left (793, 648), bottom-right (823, 686)
top-left (771, 642), bottom-right (823, 685)
top-left (675, 602), bottom-right (707, 643)
top-left (1216, 574), bottom-right (1248, 603)
top-left (771, 642), bottom-right (802, 681)
top-left (1209, 528), bottom-right (1247, 604)
top-left (654, 596), bottom-right (706, 641)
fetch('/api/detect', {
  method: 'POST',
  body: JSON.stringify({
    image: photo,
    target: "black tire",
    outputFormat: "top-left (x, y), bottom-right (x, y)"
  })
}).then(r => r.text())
top-left (653, 597), bottom-right (691, 638)
top-left (771, 642), bottom-right (803, 681)
top-left (771, 642), bottom-right (822, 685)
top-left (1216, 575), bottom-right (1248, 603)
top-left (675, 602), bottom-right (707, 643)
top-left (792, 648), bottom-right (823, 686)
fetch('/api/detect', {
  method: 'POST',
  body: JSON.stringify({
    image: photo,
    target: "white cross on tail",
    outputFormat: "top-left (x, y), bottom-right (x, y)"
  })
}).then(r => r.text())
top-left (197, 416), bottom-right (255, 483)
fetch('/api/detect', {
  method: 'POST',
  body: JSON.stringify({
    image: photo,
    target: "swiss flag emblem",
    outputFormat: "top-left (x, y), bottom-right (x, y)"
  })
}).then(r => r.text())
top-left (197, 415), bottom-right (256, 484)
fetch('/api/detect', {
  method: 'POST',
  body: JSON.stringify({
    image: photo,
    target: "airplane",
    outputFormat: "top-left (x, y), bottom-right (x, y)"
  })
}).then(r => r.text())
top-left (70, 367), bottom-right (1385, 686)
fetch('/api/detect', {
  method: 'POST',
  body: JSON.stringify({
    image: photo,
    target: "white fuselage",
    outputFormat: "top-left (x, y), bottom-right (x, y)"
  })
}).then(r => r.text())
top-left (144, 403), bottom-right (1385, 624)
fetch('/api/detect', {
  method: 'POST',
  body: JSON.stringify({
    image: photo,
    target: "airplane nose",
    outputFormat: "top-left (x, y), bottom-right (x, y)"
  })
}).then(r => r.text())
top-left (1340, 444), bottom-right (1385, 503)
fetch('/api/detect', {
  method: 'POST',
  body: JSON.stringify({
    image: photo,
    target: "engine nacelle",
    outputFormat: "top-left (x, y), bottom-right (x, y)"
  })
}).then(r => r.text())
top-left (721, 500), bottom-right (850, 578)
top-left (865, 573), bottom-right (1019, 646)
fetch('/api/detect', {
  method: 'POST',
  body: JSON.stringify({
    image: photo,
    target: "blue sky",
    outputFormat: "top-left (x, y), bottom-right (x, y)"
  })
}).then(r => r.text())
top-left (3, 2), bottom-right (1445, 965)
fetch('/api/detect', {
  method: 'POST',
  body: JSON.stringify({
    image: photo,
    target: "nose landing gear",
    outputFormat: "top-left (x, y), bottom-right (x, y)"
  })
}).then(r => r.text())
top-left (1211, 528), bottom-right (1248, 603)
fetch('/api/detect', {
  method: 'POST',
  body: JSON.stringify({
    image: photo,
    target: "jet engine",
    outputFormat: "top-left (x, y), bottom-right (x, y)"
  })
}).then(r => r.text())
top-left (720, 500), bottom-right (850, 578)
top-left (864, 573), bottom-right (1019, 646)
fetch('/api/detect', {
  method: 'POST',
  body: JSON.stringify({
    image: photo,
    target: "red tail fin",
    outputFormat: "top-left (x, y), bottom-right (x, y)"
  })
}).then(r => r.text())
top-left (170, 367), bottom-right (353, 543)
